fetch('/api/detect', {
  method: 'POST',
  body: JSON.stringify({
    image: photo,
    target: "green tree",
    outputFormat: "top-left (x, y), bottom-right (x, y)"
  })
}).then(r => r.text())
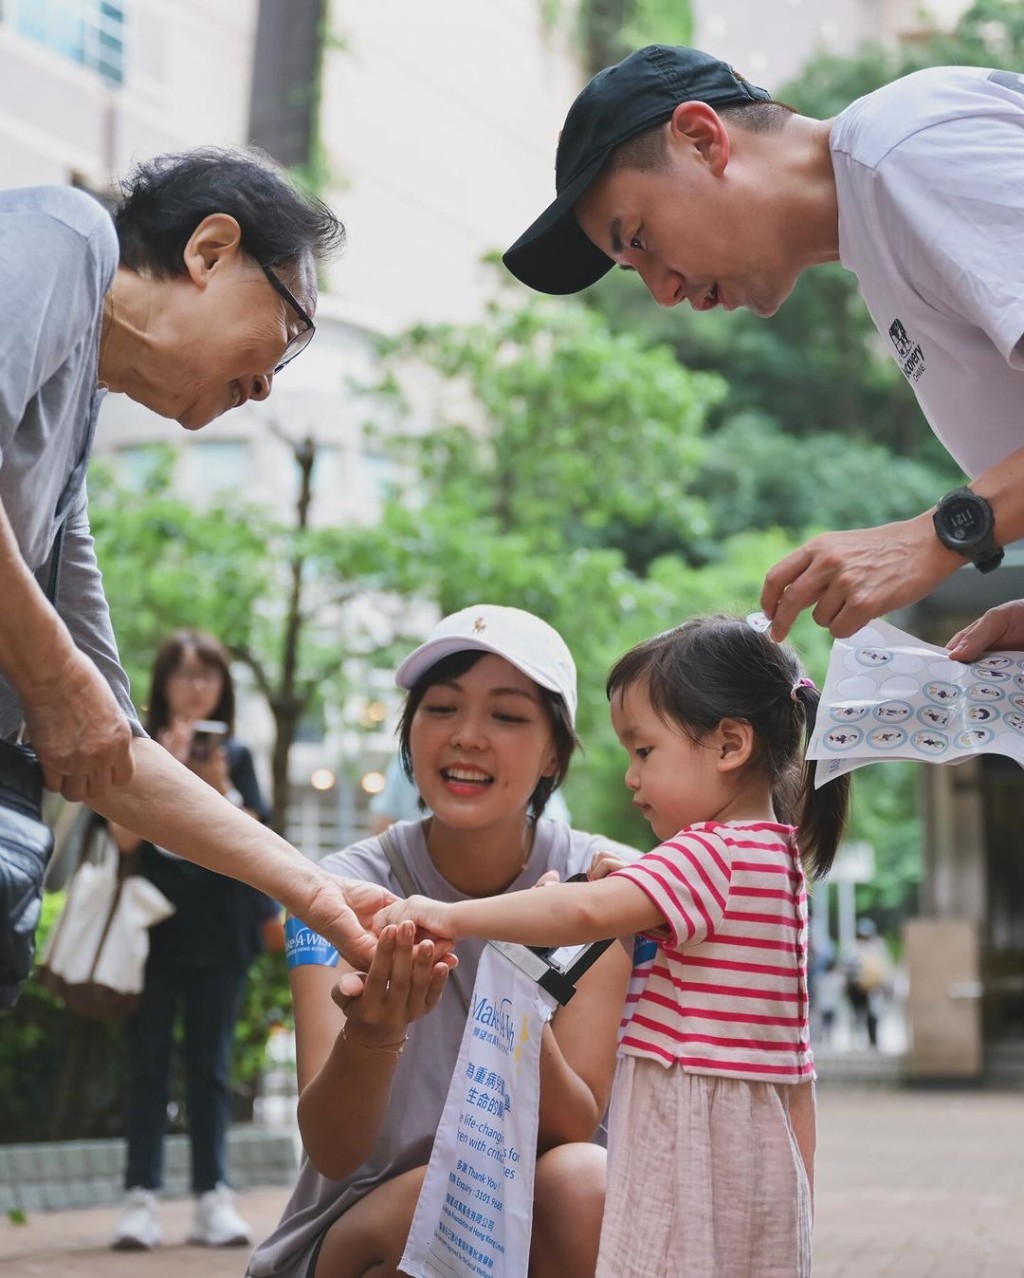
top-left (338, 294), bottom-right (821, 844)
top-left (88, 440), bottom-right (357, 833)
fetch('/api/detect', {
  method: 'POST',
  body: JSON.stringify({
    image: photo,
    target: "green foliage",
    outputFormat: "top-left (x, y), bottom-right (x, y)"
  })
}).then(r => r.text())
top-left (693, 413), bottom-right (957, 549)
top-left (544, 0), bottom-right (692, 72)
top-left (0, 893), bottom-right (125, 1142)
top-left (87, 449), bottom-right (272, 696)
top-left (343, 294), bottom-right (823, 847)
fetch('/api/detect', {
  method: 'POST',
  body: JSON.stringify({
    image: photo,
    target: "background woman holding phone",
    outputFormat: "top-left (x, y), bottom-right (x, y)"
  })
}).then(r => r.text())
top-left (107, 629), bottom-right (280, 1252)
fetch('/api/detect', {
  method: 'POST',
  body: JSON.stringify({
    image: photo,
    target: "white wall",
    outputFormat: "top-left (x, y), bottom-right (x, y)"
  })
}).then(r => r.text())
top-left (0, 0), bottom-right (257, 189)
top-left (319, 0), bottom-right (581, 331)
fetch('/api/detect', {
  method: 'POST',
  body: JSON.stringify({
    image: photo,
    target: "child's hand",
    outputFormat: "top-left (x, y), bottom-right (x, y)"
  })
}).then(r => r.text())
top-left (373, 894), bottom-right (458, 942)
top-left (533, 870), bottom-right (561, 888)
top-left (332, 921), bottom-right (449, 1047)
top-left (589, 850), bottom-right (628, 880)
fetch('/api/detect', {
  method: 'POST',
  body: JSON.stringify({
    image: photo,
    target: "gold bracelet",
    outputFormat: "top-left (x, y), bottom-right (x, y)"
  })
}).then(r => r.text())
top-left (340, 1028), bottom-right (408, 1057)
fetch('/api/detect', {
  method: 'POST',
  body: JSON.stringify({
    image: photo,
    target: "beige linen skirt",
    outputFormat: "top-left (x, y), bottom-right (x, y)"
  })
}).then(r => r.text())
top-left (596, 1056), bottom-right (813, 1278)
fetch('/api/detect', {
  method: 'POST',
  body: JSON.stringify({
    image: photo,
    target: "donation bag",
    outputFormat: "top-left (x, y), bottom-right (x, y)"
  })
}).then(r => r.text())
top-left (401, 943), bottom-right (557, 1278)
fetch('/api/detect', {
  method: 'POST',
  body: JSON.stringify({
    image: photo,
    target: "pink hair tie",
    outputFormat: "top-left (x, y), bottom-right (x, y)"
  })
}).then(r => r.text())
top-left (791, 677), bottom-right (816, 702)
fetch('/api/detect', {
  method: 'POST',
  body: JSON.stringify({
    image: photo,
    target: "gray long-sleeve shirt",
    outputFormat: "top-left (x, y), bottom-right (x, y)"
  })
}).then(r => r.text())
top-left (0, 184), bottom-right (139, 740)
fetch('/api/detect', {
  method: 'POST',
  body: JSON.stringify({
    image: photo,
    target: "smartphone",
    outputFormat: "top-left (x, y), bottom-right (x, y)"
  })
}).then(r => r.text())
top-left (189, 719), bottom-right (229, 763)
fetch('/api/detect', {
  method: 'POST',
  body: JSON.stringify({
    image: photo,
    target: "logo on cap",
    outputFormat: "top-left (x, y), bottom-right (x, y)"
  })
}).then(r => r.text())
top-left (473, 616), bottom-right (487, 634)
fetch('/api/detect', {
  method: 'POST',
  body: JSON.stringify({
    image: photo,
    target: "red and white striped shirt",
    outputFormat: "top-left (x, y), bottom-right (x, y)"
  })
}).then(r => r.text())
top-left (612, 820), bottom-right (814, 1084)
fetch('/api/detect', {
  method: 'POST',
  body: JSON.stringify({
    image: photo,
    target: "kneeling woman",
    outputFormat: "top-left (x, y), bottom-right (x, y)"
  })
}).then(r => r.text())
top-left (248, 606), bottom-right (636, 1278)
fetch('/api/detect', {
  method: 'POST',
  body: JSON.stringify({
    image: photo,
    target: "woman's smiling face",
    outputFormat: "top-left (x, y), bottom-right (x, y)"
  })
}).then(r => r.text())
top-left (408, 653), bottom-right (558, 831)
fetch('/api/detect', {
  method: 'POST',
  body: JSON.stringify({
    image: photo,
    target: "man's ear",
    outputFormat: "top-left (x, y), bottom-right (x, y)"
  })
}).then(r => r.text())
top-left (668, 100), bottom-right (730, 175)
top-left (182, 213), bottom-right (244, 287)
top-left (715, 718), bottom-right (755, 772)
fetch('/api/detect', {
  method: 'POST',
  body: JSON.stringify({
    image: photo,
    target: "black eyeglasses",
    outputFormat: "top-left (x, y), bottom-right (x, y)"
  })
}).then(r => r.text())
top-left (259, 261), bottom-right (316, 373)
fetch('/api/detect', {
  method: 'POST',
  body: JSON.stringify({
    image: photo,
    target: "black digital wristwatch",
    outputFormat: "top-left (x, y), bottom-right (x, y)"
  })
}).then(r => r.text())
top-left (932, 487), bottom-right (1004, 573)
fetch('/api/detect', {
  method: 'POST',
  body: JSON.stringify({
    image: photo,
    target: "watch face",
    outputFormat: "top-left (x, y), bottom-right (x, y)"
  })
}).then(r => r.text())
top-left (943, 496), bottom-right (986, 545)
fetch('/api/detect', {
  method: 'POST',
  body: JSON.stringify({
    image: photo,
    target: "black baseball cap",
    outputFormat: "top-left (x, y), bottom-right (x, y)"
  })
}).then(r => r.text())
top-left (503, 45), bottom-right (771, 295)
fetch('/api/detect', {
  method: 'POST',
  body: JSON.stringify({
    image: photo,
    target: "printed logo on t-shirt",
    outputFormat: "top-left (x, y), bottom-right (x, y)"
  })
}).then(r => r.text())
top-left (989, 70), bottom-right (1024, 97)
top-left (888, 317), bottom-right (926, 383)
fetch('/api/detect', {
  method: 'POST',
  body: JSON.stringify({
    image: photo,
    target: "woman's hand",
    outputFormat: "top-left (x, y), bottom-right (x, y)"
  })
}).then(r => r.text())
top-left (588, 850), bottom-right (628, 881)
top-left (334, 921), bottom-right (449, 1048)
top-left (156, 716), bottom-right (194, 765)
top-left (373, 894), bottom-right (458, 941)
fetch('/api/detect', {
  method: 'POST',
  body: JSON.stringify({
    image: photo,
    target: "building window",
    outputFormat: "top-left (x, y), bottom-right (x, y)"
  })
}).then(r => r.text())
top-left (6, 0), bottom-right (125, 86)
top-left (180, 440), bottom-right (250, 501)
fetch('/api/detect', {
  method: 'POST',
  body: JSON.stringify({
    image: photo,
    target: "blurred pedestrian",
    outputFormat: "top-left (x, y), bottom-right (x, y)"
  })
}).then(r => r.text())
top-left (109, 631), bottom-right (279, 1251)
top-left (814, 958), bottom-right (846, 1047)
top-left (845, 919), bottom-right (892, 1050)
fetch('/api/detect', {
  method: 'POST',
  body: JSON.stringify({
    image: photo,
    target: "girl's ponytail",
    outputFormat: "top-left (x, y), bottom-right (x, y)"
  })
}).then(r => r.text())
top-left (792, 684), bottom-right (850, 880)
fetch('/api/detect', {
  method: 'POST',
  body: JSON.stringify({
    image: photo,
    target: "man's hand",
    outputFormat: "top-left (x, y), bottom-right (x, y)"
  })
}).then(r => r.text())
top-left (761, 513), bottom-right (962, 641)
top-left (947, 600), bottom-right (1024, 662)
top-left (19, 646), bottom-right (134, 800)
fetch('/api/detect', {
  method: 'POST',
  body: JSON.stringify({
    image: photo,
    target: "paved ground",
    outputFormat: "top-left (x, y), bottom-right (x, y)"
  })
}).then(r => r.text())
top-left (2, 1085), bottom-right (1022, 1276)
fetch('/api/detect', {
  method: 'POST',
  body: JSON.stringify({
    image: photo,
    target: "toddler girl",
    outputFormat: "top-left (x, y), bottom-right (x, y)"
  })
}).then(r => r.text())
top-left (376, 615), bottom-right (850, 1277)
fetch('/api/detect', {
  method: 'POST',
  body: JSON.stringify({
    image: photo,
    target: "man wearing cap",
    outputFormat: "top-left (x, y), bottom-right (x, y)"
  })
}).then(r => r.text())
top-left (504, 45), bottom-right (1024, 644)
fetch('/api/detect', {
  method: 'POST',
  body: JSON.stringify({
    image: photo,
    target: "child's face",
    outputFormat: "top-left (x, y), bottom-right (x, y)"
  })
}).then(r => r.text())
top-left (610, 680), bottom-right (729, 841)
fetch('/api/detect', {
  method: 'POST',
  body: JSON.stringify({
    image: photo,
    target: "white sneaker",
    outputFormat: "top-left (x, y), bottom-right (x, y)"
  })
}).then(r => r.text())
top-left (187, 1183), bottom-right (252, 1247)
top-left (111, 1187), bottom-right (161, 1250)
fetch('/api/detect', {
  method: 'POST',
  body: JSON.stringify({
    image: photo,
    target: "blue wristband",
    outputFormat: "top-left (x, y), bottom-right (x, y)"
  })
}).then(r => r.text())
top-left (285, 915), bottom-right (339, 968)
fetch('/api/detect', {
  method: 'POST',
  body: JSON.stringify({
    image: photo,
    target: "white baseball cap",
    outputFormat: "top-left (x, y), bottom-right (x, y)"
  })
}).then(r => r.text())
top-left (395, 605), bottom-right (578, 725)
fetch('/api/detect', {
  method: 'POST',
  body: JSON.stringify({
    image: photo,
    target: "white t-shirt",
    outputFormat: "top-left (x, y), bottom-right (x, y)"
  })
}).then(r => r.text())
top-left (831, 66), bottom-right (1024, 478)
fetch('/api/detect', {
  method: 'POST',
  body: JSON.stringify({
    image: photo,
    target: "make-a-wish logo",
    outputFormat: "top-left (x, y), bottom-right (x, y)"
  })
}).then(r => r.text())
top-left (471, 992), bottom-right (519, 1056)
top-left (888, 317), bottom-right (926, 383)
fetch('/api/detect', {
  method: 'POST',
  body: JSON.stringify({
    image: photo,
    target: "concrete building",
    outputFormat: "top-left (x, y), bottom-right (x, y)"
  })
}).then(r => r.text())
top-left (0, 0), bottom-right (581, 854)
top-left (691, 0), bottom-right (970, 90)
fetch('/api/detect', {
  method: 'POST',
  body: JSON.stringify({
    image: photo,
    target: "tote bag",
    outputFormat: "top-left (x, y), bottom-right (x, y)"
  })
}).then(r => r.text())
top-left (38, 826), bottom-right (174, 1020)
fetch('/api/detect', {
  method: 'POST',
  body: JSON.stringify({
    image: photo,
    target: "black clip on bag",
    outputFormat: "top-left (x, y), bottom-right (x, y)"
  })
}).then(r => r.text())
top-left (0, 519), bottom-right (68, 1012)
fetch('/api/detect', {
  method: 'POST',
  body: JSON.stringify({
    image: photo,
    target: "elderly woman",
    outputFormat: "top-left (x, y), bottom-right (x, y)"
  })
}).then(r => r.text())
top-left (0, 152), bottom-right (385, 986)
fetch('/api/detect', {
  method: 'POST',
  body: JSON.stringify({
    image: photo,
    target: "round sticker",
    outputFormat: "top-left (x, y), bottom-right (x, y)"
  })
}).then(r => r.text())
top-left (745, 611), bottom-right (772, 634)
top-left (1002, 711), bottom-right (1024, 735)
top-left (917, 705), bottom-right (951, 730)
top-left (872, 701), bottom-right (912, 723)
top-left (965, 704), bottom-right (997, 723)
top-left (923, 681), bottom-right (961, 705)
top-left (830, 703), bottom-right (870, 723)
top-left (1014, 673), bottom-right (1024, 692)
top-left (824, 726), bottom-right (863, 751)
top-left (974, 656), bottom-right (1012, 671)
top-left (838, 676), bottom-right (880, 700)
top-left (855, 647), bottom-right (893, 668)
top-left (912, 729), bottom-right (949, 757)
top-left (868, 726), bottom-right (907, 749)
top-left (967, 682), bottom-right (1005, 702)
top-left (880, 674), bottom-right (920, 699)
top-left (955, 727), bottom-right (994, 748)
top-left (1009, 693), bottom-right (1024, 713)
top-left (887, 652), bottom-right (925, 675)
top-left (969, 665), bottom-right (1010, 683)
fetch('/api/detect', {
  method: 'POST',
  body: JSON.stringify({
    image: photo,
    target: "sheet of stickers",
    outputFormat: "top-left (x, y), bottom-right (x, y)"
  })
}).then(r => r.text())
top-left (806, 618), bottom-right (1024, 787)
